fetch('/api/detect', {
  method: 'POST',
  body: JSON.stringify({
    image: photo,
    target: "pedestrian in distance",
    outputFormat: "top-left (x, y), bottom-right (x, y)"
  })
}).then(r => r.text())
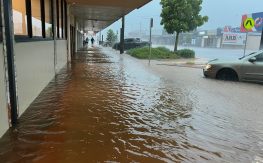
top-left (91, 37), bottom-right (95, 46)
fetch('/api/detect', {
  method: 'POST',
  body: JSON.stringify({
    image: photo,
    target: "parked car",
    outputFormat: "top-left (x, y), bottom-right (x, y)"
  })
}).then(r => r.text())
top-left (203, 50), bottom-right (263, 83)
top-left (113, 38), bottom-right (149, 50)
top-left (101, 41), bottom-right (111, 47)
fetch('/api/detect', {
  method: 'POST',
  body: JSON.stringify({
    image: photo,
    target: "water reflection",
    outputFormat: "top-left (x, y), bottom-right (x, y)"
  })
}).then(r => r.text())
top-left (0, 47), bottom-right (262, 162)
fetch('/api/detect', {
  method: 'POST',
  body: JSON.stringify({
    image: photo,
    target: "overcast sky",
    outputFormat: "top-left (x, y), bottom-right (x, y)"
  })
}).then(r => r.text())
top-left (101, 0), bottom-right (263, 36)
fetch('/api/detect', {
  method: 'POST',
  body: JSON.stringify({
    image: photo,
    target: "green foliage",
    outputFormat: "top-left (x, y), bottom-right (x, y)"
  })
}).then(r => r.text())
top-left (177, 49), bottom-right (195, 58)
top-left (160, 0), bottom-right (208, 51)
top-left (106, 29), bottom-right (117, 46)
top-left (127, 47), bottom-right (178, 59)
top-left (127, 47), bottom-right (195, 59)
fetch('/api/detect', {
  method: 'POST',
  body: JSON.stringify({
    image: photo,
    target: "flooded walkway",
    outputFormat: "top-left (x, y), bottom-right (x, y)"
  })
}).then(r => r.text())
top-left (0, 47), bottom-right (263, 162)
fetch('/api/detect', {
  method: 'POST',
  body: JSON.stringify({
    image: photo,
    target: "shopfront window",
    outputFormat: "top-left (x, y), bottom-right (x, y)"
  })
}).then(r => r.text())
top-left (12, 0), bottom-right (28, 35)
top-left (59, 0), bottom-right (62, 38)
top-left (31, 0), bottom-right (42, 37)
top-left (12, 0), bottom-right (54, 39)
top-left (45, 0), bottom-right (52, 37)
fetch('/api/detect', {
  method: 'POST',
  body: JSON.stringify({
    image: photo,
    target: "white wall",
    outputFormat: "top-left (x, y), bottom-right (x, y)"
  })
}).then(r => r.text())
top-left (15, 41), bottom-right (55, 116)
top-left (0, 43), bottom-right (9, 138)
top-left (247, 35), bottom-right (261, 51)
top-left (0, 39), bottom-right (68, 136)
top-left (56, 40), bottom-right (68, 71)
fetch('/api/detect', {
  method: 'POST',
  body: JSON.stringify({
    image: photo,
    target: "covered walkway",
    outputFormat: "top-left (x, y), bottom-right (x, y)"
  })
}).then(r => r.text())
top-left (0, 47), bottom-right (183, 162)
top-left (0, 0), bottom-right (151, 138)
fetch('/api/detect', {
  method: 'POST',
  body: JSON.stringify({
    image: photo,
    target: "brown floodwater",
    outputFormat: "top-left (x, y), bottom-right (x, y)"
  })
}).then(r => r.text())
top-left (0, 47), bottom-right (262, 163)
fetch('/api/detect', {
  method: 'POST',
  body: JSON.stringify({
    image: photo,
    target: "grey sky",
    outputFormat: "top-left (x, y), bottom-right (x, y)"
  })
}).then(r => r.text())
top-left (101, 0), bottom-right (263, 36)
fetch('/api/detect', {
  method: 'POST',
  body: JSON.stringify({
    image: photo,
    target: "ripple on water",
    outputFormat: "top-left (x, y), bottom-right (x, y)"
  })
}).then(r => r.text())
top-left (0, 48), bottom-right (262, 162)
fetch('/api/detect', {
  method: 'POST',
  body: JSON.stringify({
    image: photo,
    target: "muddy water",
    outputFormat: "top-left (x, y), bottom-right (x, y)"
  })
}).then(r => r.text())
top-left (0, 48), bottom-right (262, 163)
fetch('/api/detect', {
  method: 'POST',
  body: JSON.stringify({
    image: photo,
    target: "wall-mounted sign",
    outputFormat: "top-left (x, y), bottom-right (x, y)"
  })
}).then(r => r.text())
top-left (222, 32), bottom-right (247, 45)
top-left (240, 12), bottom-right (263, 32)
top-left (224, 26), bottom-right (241, 33)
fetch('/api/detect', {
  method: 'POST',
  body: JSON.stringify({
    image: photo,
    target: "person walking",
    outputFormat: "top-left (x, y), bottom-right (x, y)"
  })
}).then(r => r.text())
top-left (85, 37), bottom-right (89, 46)
top-left (91, 37), bottom-right (95, 46)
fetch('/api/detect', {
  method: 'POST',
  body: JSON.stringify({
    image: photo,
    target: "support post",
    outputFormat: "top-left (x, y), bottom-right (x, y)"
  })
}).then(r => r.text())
top-left (66, 4), bottom-right (71, 62)
top-left (243, 32), bottom-right (248, 56)
top-left (74, 20), bottom-right (78, 53)
top-left (149, 18), bottom-right (153, 64)
top-left (120, 16), bottom-right (125, 54)
top-left (260, 29), bottom-right (263, 50)
top-left (3, 0), bottom-right (18, 125)
top-left (53, 0), bottom-right (58, 74)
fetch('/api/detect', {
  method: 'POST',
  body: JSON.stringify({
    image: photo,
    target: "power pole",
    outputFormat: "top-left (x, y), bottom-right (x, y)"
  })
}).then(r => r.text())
top-left (149, 18), bottom-right (153, 64)
top-left (120, 16), bottom-right (125, 54)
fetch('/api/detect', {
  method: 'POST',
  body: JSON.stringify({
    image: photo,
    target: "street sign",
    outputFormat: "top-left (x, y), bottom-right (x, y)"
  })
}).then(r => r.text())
top-left (240, 12), bottom-right (263, 32)
top-left (244, 18), bottom-right (255, 30)
top-left (222, 32), bottom-right (246, 45)
top-left (150, 18), bottom-right (153, 28)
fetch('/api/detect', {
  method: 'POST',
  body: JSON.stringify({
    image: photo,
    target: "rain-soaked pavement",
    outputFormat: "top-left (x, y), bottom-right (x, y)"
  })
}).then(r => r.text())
top-left (0, 47), bottom-right (263, 163)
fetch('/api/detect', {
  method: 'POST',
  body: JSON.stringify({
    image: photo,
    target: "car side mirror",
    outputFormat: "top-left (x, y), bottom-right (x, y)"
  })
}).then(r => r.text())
top-left (249, 57), bottom-right (257, 63)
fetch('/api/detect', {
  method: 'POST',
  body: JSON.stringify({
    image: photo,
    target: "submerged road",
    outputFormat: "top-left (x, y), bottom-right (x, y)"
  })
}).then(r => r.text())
top-left (0, 47), bottom-right (262, 162)
top-left (154, 45), bottom-right (255, 60)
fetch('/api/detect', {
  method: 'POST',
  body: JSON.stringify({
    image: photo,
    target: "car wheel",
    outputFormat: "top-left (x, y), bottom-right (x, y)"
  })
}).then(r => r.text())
top-left (216, 69), bottom-right (239, 81)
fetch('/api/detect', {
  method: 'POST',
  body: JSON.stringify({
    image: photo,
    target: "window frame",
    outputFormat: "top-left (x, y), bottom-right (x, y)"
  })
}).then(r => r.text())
top-left (56, 0), bottom-right (59, 38)
top-left (56, 0), bottom-right (67, 39)
top-left (64, 1), bottom-right (67, 39)
top-left (12, 0), bottom-right (28, 37)
top-left (31, 0), bottom-right (42, 37)
top-left (13, 0), bottom-right (54, 42)
top-left (0, 1), bottom-right (3, 42)
top-left (60, 0), bottom-right (64, 38)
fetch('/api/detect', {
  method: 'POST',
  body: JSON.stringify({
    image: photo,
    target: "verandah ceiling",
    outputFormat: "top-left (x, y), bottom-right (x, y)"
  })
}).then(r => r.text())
top-left (67, 0), bottom-right (151, 32)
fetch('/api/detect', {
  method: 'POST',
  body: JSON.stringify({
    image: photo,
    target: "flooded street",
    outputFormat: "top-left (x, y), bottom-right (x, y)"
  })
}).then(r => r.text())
top-left (0, 47), bottom-right (263, 163)
top-left (154, 45), bottom-right (255, 60)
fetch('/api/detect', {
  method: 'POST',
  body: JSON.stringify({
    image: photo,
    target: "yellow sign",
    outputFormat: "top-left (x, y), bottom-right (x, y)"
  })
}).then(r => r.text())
top-left (244, 18), bottom-right (255, 30)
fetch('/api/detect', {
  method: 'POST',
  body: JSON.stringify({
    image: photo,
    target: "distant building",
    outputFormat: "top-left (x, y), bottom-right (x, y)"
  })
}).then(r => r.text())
top-left (131, 26), bottom-right (261, 50)
top-left (221, 26), bottom-right (261, 50)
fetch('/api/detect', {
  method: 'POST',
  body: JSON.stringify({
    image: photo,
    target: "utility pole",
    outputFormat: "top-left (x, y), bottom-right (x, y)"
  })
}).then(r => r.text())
top-left (149, 18), bottom-right (153, 64)
top-left (120, 16), bottom-right (125, 54)
top-left (243, 32), bottom-right (248, 56)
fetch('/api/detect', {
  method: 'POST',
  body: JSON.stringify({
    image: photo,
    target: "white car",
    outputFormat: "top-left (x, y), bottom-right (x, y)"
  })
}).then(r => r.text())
top-left (204, 50), bottom-right (263, 83)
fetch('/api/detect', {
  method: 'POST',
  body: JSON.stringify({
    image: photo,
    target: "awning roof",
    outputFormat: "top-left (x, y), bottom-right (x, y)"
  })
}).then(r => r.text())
top-left (67, 0), bottom-right (152, 32)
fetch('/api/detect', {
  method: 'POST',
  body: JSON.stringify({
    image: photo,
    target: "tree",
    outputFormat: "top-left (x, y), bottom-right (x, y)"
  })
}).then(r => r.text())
top-left (106, 29), bottom-right (117, 46)
top-left (160, 0), bottom-right (208, 52)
